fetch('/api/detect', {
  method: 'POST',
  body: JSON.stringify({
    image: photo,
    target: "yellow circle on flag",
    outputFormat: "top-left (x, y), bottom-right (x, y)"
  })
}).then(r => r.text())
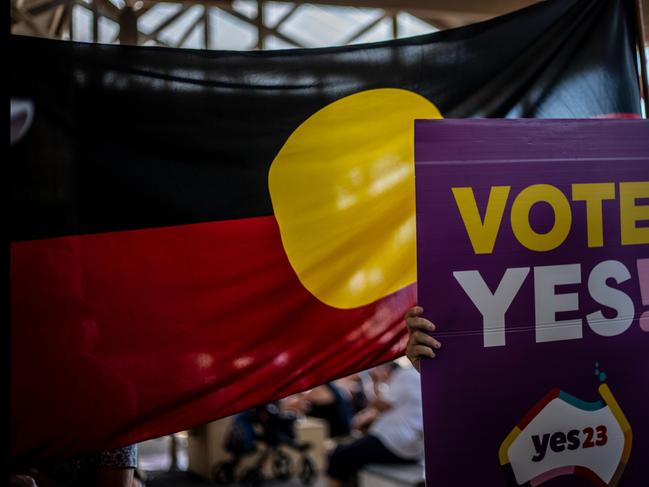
top-left (269, 88), bottom-right (442, 309)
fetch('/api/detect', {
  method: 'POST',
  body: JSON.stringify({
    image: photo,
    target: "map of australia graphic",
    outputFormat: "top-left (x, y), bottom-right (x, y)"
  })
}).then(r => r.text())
top-left (500, 383), bottom-right (632, 486)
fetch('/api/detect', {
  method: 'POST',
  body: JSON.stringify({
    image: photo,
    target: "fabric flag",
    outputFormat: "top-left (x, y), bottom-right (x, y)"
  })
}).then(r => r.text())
top-left (9, 0), bottom-right (641, 465)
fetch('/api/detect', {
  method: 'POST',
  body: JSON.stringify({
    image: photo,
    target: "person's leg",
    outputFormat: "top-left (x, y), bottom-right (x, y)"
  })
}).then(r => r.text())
top-left (326, 434), bottom-right (402, 486)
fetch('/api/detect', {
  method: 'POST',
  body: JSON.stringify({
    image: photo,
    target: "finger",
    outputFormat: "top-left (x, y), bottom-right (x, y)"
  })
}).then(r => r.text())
top-left (407, 344), bottom-right (436, 360)
top-left (406, 316), bottom-right (436, 333)
top-left (404, 306), bottom-right (423, 319)
top-left (410, 331), bottom-right (442, 349)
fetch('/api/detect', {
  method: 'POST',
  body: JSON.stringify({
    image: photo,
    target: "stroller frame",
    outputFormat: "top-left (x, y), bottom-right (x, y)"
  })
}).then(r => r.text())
top-left (213, 404), bottom-right (317, 486)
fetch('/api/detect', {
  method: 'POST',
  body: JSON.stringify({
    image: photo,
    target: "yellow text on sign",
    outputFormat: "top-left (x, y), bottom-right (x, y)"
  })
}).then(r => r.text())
top-left (452, 182), bottom-right (649, 254)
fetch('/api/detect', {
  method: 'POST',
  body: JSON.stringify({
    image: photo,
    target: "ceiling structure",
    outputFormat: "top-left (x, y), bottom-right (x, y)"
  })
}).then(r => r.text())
top-left (11, 0), bottom-right (649, 51)
top-left (7, 0), bottom-right (561, 50)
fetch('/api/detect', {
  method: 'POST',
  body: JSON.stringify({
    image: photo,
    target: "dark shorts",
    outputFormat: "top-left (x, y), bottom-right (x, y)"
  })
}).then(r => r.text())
top-left (326, 434), bottom-right (414, 482)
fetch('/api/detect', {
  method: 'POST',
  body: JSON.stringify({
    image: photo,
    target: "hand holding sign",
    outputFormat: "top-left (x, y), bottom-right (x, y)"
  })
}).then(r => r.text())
top-left (404, 306), bottom-right (441, 372)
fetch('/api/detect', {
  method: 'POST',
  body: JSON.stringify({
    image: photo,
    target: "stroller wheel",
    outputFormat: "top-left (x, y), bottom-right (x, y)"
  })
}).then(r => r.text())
top-left (241, 466), bottom-right (263, 486)
top-left (212, 461), bottom-right (235, 484)
top-left (299, 457), bottom-right (316, 485)
top-left (272, 450), bottom-right (292, 480)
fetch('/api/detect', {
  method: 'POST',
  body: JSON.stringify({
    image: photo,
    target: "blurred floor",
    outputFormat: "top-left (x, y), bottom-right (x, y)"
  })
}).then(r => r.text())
top-left (145, 470), bottom-right (327, 487)
top-left (138, 435), bottom-right (189, 472)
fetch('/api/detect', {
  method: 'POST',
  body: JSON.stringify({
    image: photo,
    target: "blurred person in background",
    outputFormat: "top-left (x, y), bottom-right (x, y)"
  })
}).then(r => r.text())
top-left (283, 380), bottom-right (354, 440)
top-left (350, 362), bottom-right (399, 434)
top-left (325, 361), bottom-right (424, 487)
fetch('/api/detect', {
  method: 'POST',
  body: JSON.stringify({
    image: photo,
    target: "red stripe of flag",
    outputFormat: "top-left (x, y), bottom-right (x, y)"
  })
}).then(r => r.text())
top-left (11, 215), bottom-right (414, 464)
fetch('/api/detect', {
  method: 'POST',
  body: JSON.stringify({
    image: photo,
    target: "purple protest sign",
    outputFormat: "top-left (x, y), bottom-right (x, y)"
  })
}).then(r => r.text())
top-left (415, 119), bottom-right (648, 487)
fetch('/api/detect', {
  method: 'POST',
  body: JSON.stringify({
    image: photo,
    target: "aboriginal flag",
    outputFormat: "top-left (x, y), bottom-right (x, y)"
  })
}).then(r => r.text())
top-left (9, 0), bottom-right (641, 464)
